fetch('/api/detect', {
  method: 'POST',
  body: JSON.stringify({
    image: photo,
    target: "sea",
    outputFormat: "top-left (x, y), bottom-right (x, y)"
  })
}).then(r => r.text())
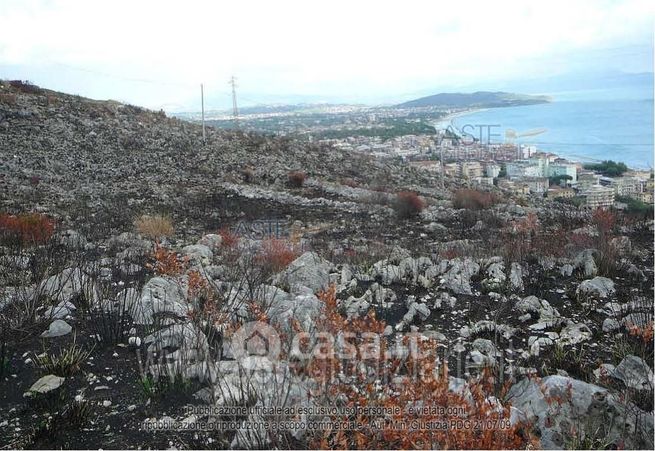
top-left (443, 84), bottom-right (654, 170)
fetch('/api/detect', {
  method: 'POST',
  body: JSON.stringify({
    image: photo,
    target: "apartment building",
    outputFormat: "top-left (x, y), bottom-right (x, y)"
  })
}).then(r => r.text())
top-left (523, 177), bottom-right (549, 194)
top-left (461, 161), bottom-right (484, 179)
top-left (549, 162), bottom-right (578, 183)
top-left (583, 185), bottom-right (615, 209)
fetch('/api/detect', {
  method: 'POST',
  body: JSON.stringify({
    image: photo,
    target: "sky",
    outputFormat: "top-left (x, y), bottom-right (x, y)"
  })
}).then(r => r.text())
top-left (0, 0), bottom-right (653, 111)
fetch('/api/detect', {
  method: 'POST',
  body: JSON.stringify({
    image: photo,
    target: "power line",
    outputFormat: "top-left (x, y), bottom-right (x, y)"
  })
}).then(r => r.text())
top-left (52, 62), bottom-right (197, 88)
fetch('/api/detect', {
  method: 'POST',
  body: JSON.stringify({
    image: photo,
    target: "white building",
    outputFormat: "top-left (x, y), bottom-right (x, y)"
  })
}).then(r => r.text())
top-left (485, 163), bottom-right (501, 178)
top-left (461, 161), bottom-right (484, 179)
top-left (523, 177), bottom-right (549, 194)
top-left (548, 163), bottom-right (578, 183)
top-left (583, 185), bottom-right (615, 209)
top-left (473, 176), bottom-right (495, 186)
top-left (606, 177), bottom-right (642, 197)
top-left (506, 160), bottom-right (542, 179)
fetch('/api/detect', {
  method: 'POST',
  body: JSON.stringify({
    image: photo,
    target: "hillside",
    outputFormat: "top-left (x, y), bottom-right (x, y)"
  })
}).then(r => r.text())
top-left (396, 91), bottom-right (551, 109)
top-left (0, 80), bottom-right (446, 242)
top-left (0, 80), bottom-right (653, 450)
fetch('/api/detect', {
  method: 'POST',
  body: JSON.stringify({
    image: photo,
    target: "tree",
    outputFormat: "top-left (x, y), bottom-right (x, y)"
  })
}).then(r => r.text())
top-left (583, 160), bottom-right (628, 177)
top-left (548, 174), bottom-right (572, 186)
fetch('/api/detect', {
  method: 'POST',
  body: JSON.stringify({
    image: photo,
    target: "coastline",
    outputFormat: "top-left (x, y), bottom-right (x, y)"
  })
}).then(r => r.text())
top-left (433, 100), bottom-right (651, 172)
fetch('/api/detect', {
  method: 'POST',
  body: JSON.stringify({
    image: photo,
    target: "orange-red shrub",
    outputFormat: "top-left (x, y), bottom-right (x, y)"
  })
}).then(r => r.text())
top-left (257, 238), bottom-right (299, 273)
top-left (0, 213), bottom-right (55, 245)
top-left (287, 171), bottom-right (306, 188)
top-left (627, 321), bottom-right (654, 344)
top-left (453, 189), bottom-right (498, 210)
top-left (393, 191), bottom-right (426, 218)
top-left (218, 226), bottom-right (240, 248)
top-left (304, 287), bottom-right (537, 450)
top-left (147, 244), bottom-right (187, 276)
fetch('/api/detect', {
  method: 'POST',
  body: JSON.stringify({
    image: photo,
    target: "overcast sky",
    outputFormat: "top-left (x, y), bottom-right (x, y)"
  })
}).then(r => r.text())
top-left (0, 0), bottom-right (653, 110)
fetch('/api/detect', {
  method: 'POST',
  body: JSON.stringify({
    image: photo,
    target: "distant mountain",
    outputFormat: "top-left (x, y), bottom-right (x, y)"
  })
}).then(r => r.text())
top-left (396, 91), bottom-right (551, 109)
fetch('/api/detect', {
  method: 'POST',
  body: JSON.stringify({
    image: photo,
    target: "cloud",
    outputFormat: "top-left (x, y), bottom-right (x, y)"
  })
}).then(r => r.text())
top-left (0, 0), bottom-right (652, 109)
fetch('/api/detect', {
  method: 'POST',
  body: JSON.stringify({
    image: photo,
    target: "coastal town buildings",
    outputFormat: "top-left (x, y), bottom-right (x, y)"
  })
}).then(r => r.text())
top-left (523, 177), bottom-right (549, 194)
top-left (485, 163), bottom-right (501, 178)
top-left (548, 187), bottom-right (576, 199)
top-left (461, 161), bottom-right (484, 179)
top-left (549, 162), bottom-right (578, 183)
top-left (583, 185), bottom-right (615, 209)
top-left (600, 176), bottom-right (642, 196)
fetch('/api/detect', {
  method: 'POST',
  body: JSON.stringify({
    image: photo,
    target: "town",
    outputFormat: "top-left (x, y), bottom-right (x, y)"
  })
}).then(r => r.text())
top-left (328, 130), bottom-right (654, 211)
top-left (207, 103), bottom-right (653, 212)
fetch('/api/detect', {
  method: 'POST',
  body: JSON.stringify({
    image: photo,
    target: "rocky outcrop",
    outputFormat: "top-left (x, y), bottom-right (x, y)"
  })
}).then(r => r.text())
top-left (274, 252), bottom-right (332, 294)
top-left (507, 375), bottom-right (654, 449)
top-left (577, 276), bottom-right (615, 298)
top-left (132, 276), bottom-right (188, 325)
top-left (441, 258), bottom-right (480, 295)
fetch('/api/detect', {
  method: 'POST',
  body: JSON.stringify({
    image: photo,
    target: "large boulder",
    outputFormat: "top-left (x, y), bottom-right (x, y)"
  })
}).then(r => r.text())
top-left (577, 276), bottom-right (615, 298)
top-left (558, 322), bottom-right (592, 346)
top-left (181, 244), bottom-right (213, 266)
top-left (441, 258), bottom-right (480, 295)
top-left (274, 252), bottom-right (332, 294)
top-left (40, 319), bottom-right (72, 338)
top-left (510, 262), bottom-right (524, 292)
top-left (259, 285), bottom-right (322, 331)
top-left (24, 375), bottom-right (65, 397)
top-left (132, 277), bottom-right (188, 325)
top-left (38, 267), bottom-right (99, 305)
top-left (507, 375), bottom-right (654, 449)
top-left (612, 355), bottom-right (654, 391)
top-left (573, 249), bottom-right (598, 278)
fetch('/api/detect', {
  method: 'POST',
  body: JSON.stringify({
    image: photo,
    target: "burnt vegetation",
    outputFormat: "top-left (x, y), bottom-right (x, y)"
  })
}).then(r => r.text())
top-left (0, 82), bottom-right (653, 449)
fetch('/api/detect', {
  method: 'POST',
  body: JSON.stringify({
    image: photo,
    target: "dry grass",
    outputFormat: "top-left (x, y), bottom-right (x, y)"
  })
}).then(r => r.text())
top-left (134, 214), bottom-right (174, 240)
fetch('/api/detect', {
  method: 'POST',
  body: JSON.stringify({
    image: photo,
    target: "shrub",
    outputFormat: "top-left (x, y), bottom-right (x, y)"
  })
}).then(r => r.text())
top-left (341, 178), bottom-right (359, 188)
top-left (242, 167), bottom-right (255, 183)
top-left (393, 191), bottom-right (425, 218)
top-left (146, 243), bottom-right (187, 276)
top-left (453, 189), bottom-right (498, 210)
top-left (0, 93), bottom-right (16, 105)
top-left (501, 213), bottom-right (539, 262)
top-left (0, 213), bottom-right (55, 246)
top-left (591, 208), bottom-right (618, 275)
top-left (304, 287), bottom-right (537, 449)
top-left (287, 171), bottom-right (306, 188)
top-left (8, 80), bottom-right (41, 94)
top-left (218, 226), bottom-right (240, 248)
top-left (134, 214), bottom-right (174, 240)
top-left (257, 238), bottom-right (299, 273)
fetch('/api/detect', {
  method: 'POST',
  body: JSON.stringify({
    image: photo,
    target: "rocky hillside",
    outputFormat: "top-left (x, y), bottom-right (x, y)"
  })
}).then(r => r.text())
top-left (0, 80), bottom-right (450, 241)
top-left (0, 80), bottom-right (653, 449)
